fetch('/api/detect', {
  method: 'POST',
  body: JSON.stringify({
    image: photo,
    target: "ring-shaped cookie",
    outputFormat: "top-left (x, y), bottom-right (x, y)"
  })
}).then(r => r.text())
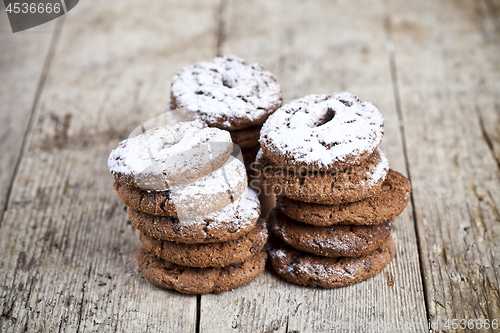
top-left (140, 218), bottom-right (267, 268)
top-left (137, 247), bottom-right (267, 294)
top-left (127, 187), bottom-right (260, 243)
top-left (256, 148), bottom-right (389, 205)
top-left (267, 235), bottom-right (395, 288)
top-left (276, 169), bottom-right (411, 226)
top-left (116, 153), bottom-right (247, 218)
top-left (108, 119), bottom-right (233, 189)
top-left (260, 92), bottom-right (384, 171)
top-left (268, 208), bottom-right (393, 257)
top-left (171, 55), bottom-right (283, 130)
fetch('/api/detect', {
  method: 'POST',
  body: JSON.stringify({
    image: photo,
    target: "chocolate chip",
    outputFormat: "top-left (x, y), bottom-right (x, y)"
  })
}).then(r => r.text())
top-left (250, 243), bottom-right (260, 253)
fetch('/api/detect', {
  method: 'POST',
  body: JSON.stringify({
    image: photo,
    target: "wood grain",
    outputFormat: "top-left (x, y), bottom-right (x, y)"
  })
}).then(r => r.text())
top-left (1, 0), bottom-right (499, 331)
top-left (0, 9), bottom-right (57, 226)
top-left (0, 0), bottom-right (221, 331)
top-left (478, 0), bottom-right (500, 167)
top-left (484, 0), bottom-right (500, 35)
top-left (386, 0), bottom-right (500, 331)
top-left (199, 1), bottom-right (428, 332)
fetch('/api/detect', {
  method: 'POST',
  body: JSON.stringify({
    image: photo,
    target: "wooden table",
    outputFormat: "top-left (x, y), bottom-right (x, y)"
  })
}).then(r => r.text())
top-left (1, 0), bottom-right (499, 332)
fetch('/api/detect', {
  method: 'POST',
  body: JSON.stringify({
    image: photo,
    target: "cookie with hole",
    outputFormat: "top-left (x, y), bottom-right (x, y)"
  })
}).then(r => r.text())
top-left (127, 187), bottom-right (260, 244)
top-left (255, 148), bottom-right (389, 205)
top-left (276, 169), bottom-right (411, 226)
top-left (140, 218), bottom-right (267, 268)
top-left (114, 154), bottom-right (247, 218)
top-left (108, 119), bottom-right (233, 190)
top-left (137, 247), bottom-right (267, 294)
top-left (171, 55), bottom-right (283, 131)
top-left (268, 207), bottom-right (393, 257)
top-left (267, 235), bottom-right (395, 288)
top-left (259, 92), bottom-right (384, 172)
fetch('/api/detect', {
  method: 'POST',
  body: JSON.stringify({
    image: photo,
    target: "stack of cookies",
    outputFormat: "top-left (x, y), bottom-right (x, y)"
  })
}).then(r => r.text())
top-left (108, 119), bottom-right (268, 294)
top-left (170, 55), bottom-right (283, 183)
top-left (258, 93), bottom-right (411, 288)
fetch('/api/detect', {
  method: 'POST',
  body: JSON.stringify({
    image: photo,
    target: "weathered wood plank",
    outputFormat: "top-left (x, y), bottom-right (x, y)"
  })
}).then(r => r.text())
top-left (0, 0), bottom-right (221, 331)
top-left (0, 8), bottom-right (56, 225)
top-left (484, 0), bottom-right (500, 35)
top-left (199, 1), bottom-right (428, 332)
top-left (478, 0), bottom-right (500, 167)
top-left (386, 0), bottom-right (500, 331)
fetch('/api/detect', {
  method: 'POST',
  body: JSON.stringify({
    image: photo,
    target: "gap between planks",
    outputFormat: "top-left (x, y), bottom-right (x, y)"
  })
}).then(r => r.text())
top-left (484, 0), bottom-right (500, 34)
top-left (216, 0), bottom-right (229, 57)
top-left (195, 1), bottom-right (229, 330)
top-left (0, 18), bottom-right (65, 229)
top-left (380, 0), bottom-right (432, 327)
top-left (387, 0), bottom-right (500, 328)
top-left (477, 109), bottom-right (500, 171)
top-left (199, 0), bottom-right (428, 331)
top-left (1, 0), bottom-right (222, 331)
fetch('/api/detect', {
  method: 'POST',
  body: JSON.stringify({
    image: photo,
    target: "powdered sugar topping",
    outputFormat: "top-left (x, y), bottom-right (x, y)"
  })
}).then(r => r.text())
top-left (270, 248), bottom-right (287, 260)
top-left (369, 149), bottom-right (389, 186)
top-left (171, 55), bottom-right (282, 129)
top-left (108, 119), bottom-right (232, 188)
top-left (177, 186), bottom-right (260, 228)
top-left (260, 93), bottom-right (384, 170)
top-left (171, 155), bottom-right (247, 218)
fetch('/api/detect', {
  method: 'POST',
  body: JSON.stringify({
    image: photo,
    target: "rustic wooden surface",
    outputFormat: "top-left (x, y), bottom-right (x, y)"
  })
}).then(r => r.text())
top-left (387, 0), bottom-right (500, 330)
top-left (0, 0), bottom-right (499, 332)
top-left (201, 1), bottom-right (428, 332)
top-left (0, 8), bottom-right (56, 225)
